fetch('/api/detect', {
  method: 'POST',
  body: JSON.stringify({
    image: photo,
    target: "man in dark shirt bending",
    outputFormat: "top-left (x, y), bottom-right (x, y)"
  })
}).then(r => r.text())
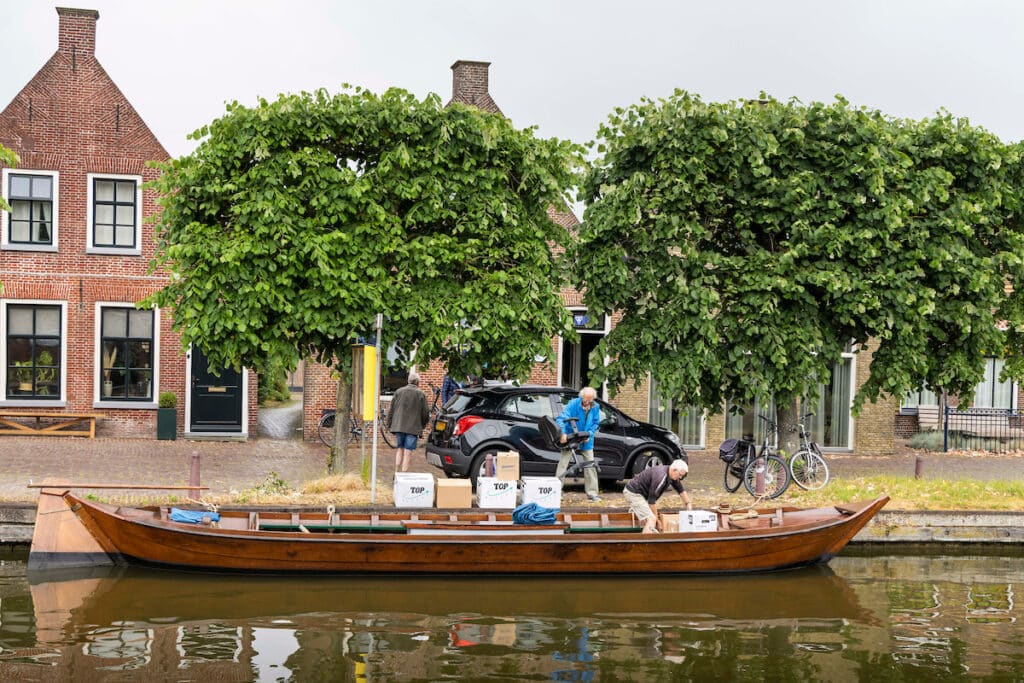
top-left (623, 460), bottom-right (692, 533)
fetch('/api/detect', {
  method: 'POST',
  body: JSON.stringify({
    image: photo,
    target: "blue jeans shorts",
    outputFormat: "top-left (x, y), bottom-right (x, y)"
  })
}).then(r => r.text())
top-left (393, 432), bottom-right (418, 450)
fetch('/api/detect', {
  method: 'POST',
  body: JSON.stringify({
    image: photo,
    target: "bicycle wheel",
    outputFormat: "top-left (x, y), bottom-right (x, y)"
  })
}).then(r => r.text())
top-left (317, 413), bottom-right (336, 447)
top-left (743, 454), bottom-right (790, 499)
top-left (724, 460), bottom-right (744, 492)
top-left (790, 449), bottom-right (830, 490)
top-left (376, 415), bottom-right (396, 448)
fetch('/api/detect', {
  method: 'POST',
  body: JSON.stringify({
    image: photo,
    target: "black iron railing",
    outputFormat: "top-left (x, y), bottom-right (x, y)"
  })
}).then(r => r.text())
top-left (940, 406), bottom-right (1024, 453)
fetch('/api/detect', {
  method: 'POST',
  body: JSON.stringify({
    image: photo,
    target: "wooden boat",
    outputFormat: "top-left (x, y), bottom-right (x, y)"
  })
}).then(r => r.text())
top-left (29, 484), bottom-right (888, 574)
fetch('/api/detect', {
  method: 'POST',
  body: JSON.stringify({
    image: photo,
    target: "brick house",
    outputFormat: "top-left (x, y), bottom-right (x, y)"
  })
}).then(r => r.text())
top-left (0, 7), bottom-right (257, 439)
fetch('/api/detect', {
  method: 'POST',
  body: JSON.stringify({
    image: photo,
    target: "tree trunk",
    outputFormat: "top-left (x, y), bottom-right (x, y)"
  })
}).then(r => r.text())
top-left (327, 356), bottom-right (355, 474)
top-left (777, 400), bottom-right (800, 456)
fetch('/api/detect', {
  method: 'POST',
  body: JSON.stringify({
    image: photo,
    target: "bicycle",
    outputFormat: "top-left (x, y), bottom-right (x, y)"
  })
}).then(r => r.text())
top-left (788, 413), bottom-right (830, 490)
top-left (318, 406), bottom-right (396, 448)
top-left (719, 415), bottom-right (791, 499)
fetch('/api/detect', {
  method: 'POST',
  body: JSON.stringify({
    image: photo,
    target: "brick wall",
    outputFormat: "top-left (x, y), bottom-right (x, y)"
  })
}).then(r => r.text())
top-left (0, 8), bottom-right (255, 438)
top-left (853, 340), bottom-right (897, 454)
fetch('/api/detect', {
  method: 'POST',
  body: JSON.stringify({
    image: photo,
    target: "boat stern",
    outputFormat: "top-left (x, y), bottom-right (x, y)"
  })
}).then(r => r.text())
top-left (28, 483), bottom-right (118, 571)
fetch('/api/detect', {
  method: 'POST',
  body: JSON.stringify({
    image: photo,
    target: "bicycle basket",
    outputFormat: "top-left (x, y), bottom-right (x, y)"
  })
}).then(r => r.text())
top-left (719, 438), bottom-right (740, 463)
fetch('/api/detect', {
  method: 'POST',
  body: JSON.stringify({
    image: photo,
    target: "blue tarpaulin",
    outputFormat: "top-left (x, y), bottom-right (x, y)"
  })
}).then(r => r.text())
top-left (169, 508), bottom-right (220, 524)
top-left (512, 502), bottom-right (558, 525)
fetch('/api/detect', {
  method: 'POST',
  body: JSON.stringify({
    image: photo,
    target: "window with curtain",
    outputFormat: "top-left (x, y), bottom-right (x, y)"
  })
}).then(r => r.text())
top-left (724, 355), bottom-right (853, 449)
top-left (724, 398), bottom-right (776, 444)
top-left (5, 304), bottom-right (61, 399)
top-left (805, 355), bottom-right (853, 448)
top-left (648, 378), bottom-right (704, 448)
top-left (902, 386), bottom-right (939, 411)
top-left (8, 173), bottom-right (54, 244)
top-left (973, 358), bottom-right (1013, 409)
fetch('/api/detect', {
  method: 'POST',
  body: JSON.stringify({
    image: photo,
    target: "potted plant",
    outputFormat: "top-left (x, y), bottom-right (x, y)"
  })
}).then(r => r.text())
top-left (36, 350), bottom-right (56, 395)
top-left (13, 360), bottom-right (33, 392)
top-left (157, 391), bottom-right (177, 440)
top-left (101, 346), bottom-right (118, 397)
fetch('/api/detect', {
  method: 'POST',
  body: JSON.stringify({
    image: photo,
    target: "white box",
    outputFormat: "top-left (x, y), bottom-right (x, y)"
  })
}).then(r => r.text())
top-left (393, 473), bottom-right (435, 508)
top-left (678, 510), bottom-right (718, 533)
top-left (520, 476), bottom-right (562, 509)
top-left (476, 477), bottom-right (517, 508)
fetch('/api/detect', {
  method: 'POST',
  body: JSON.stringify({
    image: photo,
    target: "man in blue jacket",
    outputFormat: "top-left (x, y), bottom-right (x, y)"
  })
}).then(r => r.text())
top-left (555, 386), bottom-right (602, 502)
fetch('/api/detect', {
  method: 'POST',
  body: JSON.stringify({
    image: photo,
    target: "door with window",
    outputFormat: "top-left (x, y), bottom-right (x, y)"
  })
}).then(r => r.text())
top-left (189, 348), bottom-right (243, 433)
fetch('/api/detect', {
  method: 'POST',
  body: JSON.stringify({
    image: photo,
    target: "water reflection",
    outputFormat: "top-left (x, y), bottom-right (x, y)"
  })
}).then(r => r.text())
top-left (0, 548), bottom-right (1021, 681)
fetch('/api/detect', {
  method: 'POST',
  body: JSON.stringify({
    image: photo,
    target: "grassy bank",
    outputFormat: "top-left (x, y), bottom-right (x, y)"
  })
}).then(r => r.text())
top-left (150, 472), bottom-right (1024, 512)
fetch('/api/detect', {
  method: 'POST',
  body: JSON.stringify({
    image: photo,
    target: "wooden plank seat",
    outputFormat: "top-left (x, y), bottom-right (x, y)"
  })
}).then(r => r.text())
top-left (0, 411), bottom-right (102, 438)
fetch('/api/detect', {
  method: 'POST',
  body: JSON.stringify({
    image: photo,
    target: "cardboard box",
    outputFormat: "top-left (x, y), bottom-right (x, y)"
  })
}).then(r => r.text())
top-left (495, 452), bottom-right (520, 481)
top-left (476, 477), bottom-right (517, 508)
top-left (521, 476), bottom-right (562, 509)
top-left (393, 473), bottom-right (435, 508)
top-left (435, 479), bottom-right (472, 509)
top-left (678, 510), bottom-right (718, 533)
top-left (660, 512), bottom-right (679, 533)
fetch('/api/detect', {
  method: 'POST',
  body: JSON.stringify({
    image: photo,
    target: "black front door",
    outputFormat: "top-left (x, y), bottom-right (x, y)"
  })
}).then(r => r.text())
top-left (190, 348), bottom-right (243, 433)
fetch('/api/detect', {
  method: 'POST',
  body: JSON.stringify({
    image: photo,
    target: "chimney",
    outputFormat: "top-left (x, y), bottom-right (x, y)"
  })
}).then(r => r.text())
top-left (449, 60), bottom-right (503, 115)
top-left (56, 7), bottom-right (99, 56)
top-left (451, 60), bottom-right (491, 105)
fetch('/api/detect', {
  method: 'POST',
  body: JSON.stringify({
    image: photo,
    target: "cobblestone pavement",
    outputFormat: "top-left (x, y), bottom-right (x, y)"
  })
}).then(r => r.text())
top-left (0, 398), bottom-right (1017, 504)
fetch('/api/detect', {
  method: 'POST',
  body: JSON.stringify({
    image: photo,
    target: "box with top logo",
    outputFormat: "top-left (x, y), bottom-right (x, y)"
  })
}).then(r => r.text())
top-left (393, 473), bottom-right (435, 508)
top-left (476, 477), bottom-right (517, 508)
top-left (520, 476), bottom-right (562, 509)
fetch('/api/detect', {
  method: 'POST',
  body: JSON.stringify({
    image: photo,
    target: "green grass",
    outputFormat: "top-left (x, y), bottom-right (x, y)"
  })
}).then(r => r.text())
top-left (771, 475), bottom-right (1024, 511)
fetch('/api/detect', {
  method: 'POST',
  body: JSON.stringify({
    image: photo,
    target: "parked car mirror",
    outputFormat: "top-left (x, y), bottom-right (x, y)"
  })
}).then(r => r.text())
top-left (600, 415), bottom-right (618, 428)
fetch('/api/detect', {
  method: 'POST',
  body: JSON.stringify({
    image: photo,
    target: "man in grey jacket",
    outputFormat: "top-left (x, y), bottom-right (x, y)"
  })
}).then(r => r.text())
top-left (388, 373), bottom-right (430, 472)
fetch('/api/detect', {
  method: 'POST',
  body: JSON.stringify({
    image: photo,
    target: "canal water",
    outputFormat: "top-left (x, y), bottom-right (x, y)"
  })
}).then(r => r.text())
top-left (0, 547), bottom-right (1021, 681)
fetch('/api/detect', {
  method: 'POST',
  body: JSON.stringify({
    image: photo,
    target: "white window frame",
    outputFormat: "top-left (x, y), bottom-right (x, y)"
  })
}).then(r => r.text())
top-left (86, 173), bottom-right (143, 255)
top-left (1, 168), bottom-right (59, 252)
top-left (93, 302), bottom-right (160, 408)
top-left (0, 298), bottom-right (67, 407)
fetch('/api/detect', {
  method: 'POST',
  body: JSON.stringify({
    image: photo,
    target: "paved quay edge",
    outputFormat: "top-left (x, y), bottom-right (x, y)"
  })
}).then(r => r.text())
top-left (1, 505), bottom-right (1020, 546)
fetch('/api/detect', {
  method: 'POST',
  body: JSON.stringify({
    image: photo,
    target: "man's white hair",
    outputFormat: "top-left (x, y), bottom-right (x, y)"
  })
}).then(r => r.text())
top-left (670, 459), bottom-right (689, 474)
top-left (579, 386), bottom-right (598, 399)
top-left (408, 373), bottom-right (420, 385)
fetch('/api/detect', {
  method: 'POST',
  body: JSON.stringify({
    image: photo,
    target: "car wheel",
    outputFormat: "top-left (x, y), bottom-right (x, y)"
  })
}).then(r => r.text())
top-left (630, 451), bottom-right (667, 476)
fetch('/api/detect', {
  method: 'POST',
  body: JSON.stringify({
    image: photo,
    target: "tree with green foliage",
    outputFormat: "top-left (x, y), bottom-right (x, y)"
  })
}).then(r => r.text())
top-left (149, 87), bottom-right (580, 470)
top-left (575, 91), bottom-right (1024, 449)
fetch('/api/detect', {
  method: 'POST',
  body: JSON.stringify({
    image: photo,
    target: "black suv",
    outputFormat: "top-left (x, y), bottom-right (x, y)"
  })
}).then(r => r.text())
top-left (425, 385), bottom-right (686, 487)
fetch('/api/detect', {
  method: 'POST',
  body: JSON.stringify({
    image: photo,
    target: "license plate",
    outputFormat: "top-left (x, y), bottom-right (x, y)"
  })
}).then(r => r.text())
top-left (426, 452), bottom-right (442, 467)
top-left (434, 420), bottom-right (447, 431)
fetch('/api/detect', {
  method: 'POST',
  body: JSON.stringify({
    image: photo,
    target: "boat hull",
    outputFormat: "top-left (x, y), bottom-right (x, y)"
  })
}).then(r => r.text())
top-left (31, 492), bottom-right (889, 575)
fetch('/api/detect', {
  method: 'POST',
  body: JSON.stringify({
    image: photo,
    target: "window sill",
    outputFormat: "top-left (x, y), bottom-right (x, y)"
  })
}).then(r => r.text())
top-left (0, 399), bottom-right (66, 407)
top-left (86, 247), bottom-right (142, 256)
top-left (2, 244), bottom-right (58, 252)
top-left (93, 400), bottom-right (157, 410)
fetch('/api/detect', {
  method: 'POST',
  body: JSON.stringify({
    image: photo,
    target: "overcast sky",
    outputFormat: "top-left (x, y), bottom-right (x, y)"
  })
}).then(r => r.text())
top-left (1, 0), bottom-right (1023, 159)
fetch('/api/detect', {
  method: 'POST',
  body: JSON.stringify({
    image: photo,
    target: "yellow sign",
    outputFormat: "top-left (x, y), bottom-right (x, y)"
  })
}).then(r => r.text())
top-left (351, 345), bottom-right (378, 422)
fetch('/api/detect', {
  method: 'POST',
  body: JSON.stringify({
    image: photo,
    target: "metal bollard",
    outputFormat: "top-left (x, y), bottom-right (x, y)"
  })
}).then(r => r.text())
top-left (189, 451), bottom-right (201, 499)
top-left (914, 455), bottom-right (923, 480)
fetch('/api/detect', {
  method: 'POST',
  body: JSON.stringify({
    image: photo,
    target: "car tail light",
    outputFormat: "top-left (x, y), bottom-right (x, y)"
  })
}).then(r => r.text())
top-left (452, 415), bottom-right (483, 437)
